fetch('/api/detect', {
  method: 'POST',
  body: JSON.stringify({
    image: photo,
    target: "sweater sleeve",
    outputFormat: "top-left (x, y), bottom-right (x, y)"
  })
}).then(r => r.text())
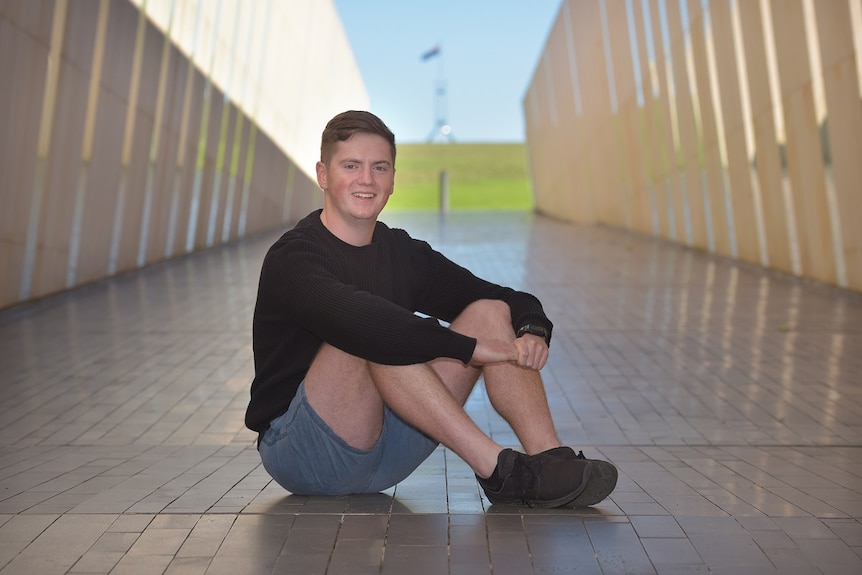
top-left (257, 238), bottom-right (477, 366)
top-left (406, 236), bottom-right (554, 340)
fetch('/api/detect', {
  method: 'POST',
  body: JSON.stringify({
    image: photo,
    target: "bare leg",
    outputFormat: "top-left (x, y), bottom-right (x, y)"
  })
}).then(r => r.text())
top-left (305, 344), bottom-right (501, 477)
top-left (418, 299), bottom-right (563, 456)
top-left (303, 344), bottom-right (383, 450)
top-left (368, 362), bottom-right (501, 477)
top-left (459, 300), bottom-right (562, 455)
top-left (482, 363), bottom-right (562, 455)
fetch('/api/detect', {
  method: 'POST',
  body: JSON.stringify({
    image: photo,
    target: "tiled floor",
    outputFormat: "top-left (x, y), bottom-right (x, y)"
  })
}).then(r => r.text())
top-left (1, 211), bottom-right (860, 574)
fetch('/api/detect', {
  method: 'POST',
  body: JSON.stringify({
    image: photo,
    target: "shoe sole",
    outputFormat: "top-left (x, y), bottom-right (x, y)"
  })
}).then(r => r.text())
top-left (484, 462), bottom-right (593, 509)
top-left (569, 460), bottom-right (618, 507)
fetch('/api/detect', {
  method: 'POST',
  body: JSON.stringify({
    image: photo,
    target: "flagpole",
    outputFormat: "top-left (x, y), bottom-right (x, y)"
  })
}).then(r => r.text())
top-left (422, 44), bottom-right (453, 143)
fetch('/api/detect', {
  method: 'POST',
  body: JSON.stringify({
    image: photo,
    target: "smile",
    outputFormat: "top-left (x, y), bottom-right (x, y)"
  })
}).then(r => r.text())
top-left (352, 192), bottom-right (375, 198)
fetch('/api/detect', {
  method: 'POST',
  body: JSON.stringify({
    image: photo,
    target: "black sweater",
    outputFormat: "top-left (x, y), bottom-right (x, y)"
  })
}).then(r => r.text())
top-left (244, 210), bottom-right (553, 433)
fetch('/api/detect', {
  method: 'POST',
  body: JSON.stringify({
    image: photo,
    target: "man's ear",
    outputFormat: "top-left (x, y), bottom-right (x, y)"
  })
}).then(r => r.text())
top-left (316, 161), bottom-right (327, 190)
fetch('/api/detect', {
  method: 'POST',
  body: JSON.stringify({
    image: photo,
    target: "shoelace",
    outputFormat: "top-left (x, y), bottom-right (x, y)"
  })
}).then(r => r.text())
top-left (513, 455), bottom-right (542, 508)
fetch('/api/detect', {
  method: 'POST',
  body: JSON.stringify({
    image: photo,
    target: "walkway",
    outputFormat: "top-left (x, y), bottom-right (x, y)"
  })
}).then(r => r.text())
top-left (1, 211), bottom-right (860, 574)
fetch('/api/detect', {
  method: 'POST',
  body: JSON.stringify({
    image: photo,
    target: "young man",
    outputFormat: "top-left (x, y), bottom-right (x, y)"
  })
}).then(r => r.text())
top-left (245, 110), bottom-right (617, 508)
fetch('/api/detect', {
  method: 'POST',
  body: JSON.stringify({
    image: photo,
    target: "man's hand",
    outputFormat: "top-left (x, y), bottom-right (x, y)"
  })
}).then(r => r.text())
top-left (512, 333), bottom-right (549, 370)
top-left (471, 334), bottom-right (548, 370)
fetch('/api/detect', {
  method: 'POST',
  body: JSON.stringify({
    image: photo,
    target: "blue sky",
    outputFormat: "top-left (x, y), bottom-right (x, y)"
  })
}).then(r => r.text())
top-left (333, 1), bottom-right (563, 143)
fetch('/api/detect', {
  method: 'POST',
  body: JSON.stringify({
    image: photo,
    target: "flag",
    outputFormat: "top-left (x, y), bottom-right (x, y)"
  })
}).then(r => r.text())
top-left (421, 45), bottom-right (441, 61)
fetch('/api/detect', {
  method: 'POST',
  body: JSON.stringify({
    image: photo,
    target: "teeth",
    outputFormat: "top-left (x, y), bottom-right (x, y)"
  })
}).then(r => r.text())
top-left (354, 193), bottom-right (374, 198)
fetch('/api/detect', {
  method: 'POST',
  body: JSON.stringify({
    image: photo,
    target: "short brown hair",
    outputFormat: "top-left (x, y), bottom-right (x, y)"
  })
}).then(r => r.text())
top-left (320, 110), bottom-right (396, 166)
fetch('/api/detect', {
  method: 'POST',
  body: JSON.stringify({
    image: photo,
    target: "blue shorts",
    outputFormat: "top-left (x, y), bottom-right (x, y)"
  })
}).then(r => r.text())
top-left (258, 381), bottom-right (439, 495)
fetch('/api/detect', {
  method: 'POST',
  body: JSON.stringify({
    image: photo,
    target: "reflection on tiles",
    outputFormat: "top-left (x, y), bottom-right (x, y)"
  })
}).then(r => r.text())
top-left (0, 212), bottom-right (859, 574)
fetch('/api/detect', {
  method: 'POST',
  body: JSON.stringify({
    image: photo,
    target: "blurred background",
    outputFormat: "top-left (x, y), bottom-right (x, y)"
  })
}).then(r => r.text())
top-left (2, 0), bottom-right (861, 311)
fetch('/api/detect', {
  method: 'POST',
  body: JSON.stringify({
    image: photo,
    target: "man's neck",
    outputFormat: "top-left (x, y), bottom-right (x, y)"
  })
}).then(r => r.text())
top-left (319, 209), bottom-right (375, 247)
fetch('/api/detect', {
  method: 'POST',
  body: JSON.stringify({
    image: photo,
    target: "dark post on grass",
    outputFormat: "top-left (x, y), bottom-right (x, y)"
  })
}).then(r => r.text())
top-left (439, 170), bottom-right (449, 215)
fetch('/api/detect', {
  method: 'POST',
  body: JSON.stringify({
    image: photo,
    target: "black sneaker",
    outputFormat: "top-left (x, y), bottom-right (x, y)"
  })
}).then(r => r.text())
top-left (476, 448), bottom-right (591, 508)
top-left (533, 446), bottom-right (618, 507)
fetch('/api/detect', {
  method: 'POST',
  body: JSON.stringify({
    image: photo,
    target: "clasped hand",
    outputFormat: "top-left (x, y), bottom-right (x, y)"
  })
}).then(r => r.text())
top-left (471, 334), bottom-right (548, 371)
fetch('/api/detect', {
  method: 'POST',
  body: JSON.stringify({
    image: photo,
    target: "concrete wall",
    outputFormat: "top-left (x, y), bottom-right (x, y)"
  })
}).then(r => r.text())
top-left (524, 0), bottom-right (862, 291)
top-left (0, 0), bottom-right (368, 309)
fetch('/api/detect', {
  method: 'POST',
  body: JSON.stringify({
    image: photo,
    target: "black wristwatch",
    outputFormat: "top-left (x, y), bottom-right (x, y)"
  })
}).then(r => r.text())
top-left (516, 324), bottom-right (551, 346)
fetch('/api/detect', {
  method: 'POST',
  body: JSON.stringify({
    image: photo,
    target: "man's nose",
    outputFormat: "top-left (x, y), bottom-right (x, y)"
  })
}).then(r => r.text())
top-left (358, 165), bottom-right (374, 183)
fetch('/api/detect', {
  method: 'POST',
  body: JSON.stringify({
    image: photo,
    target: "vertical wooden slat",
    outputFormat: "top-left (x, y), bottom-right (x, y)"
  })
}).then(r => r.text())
top-left (606, 0), bottom-right (635, 231)
top-left (186, 0), bottom-right (222, 254)
top-left (632, 0), bottom-right (664, 237)
top-left (108, 0), bottom-right (148, 276)
top-left (0, 2), bottom-right (49, 305)
top-left (206, 1), bottom-right (240, 248)
top-left (726, 0), bottom-right (770, 267)
top-left (549, 11), bottom-right (580, 223)
top-left (666, 0), bottom-right (707, 249)
top-left (649, 0), bottom-right (684, 242)
top-left (536, 27), bottom-right (571, 221)
top-left (224, 110), bottom-right (249, 242)
top-left (703, 0), bottom-right (741, 258)
top-left (561, 1), bottom-right (594, 224)
top-left (64, 0), bottom-right (110, 289)
top-left (31, 2), bottom-right (98, 294)
top-left (709, 0), bottom-right (763, 265)
top-left (814, 0), bottom-right (862, 290)
top-left (138, 0), bottom-right (177, 267)
top-left (769, 0), bottom-right (835, 284)
top-left (18, 0), bottom-right (68, 302)
top-left (734, 0), bottom-right (796, 274)
top-left (687, 0), bottom-right (729, 256)
top-left (165, 1), bottom-right (201, 259)
top-left (576, 0), bottom-right (614, 227)
top-left (617, 0), bottom-right (654, 234)
top-left (802, 0), bottom-right (847, 286)
top-left (238, 0), bottom-right (273, 237)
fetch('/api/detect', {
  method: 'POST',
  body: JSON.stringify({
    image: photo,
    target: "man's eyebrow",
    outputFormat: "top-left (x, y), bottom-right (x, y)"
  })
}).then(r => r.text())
top-left (339, 157), bottom-right (391, 165)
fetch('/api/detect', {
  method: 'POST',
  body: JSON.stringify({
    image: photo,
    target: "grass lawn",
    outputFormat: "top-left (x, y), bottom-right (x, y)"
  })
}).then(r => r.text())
top-left (382, 142), bottom-right (534, 211)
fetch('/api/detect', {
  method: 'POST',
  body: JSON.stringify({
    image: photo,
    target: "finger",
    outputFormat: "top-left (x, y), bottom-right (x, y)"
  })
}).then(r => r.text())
top-left (536, 348), bottom-right (549, 370)
top-left (530, 353), bottom-right (542, 370)
top-left (530, 345), bottom-right (540, 363)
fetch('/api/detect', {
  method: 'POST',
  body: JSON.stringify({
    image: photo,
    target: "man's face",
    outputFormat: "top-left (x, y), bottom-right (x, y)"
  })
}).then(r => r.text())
top-left (316, 133), bottom-right (395, 227)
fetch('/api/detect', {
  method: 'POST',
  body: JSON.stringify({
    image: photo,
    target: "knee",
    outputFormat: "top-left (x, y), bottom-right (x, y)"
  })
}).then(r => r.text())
top-left (463, 298), bottom-right (510, 318)
top-left (453, 299), bottom-right (513, 338)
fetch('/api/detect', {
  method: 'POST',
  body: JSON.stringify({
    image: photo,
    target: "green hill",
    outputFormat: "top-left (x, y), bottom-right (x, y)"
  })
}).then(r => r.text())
top-left (382, 143), bottom-right (534, 211)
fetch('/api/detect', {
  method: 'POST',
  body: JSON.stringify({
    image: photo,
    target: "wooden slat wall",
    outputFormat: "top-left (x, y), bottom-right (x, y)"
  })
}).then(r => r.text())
top-left (0, 0), bottom-right (331, 309)
top-left (526, 0), bottom-right (862, 291)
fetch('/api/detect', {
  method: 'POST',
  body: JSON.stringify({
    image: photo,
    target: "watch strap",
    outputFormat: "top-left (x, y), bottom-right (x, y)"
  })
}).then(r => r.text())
top-left (516, 323), bottom-right (551, 346)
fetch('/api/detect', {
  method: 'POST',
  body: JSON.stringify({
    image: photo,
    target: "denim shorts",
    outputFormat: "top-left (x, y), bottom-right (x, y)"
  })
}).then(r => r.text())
top-left (258, 381), bottom-right (439, 495)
